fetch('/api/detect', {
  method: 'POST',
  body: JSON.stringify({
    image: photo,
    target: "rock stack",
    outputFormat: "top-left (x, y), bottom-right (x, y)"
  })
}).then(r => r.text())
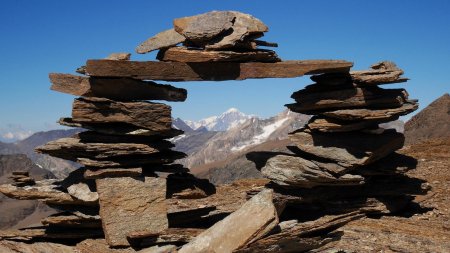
top-left (252, 61), bottom-right (425, 221)
top-left (0, 11), bottom-right (428, 253)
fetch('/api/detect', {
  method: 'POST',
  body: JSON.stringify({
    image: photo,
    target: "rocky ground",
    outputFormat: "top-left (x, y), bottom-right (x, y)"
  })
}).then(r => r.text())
top-left (316, 137), bottom-right (450, 252)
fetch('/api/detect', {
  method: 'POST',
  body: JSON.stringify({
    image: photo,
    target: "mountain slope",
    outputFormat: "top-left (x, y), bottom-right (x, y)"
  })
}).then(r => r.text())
top-left (0, 129), bottom-right (82, 178)
top-left (176, 110), bottom-right (309, 168)
top-left (0, 154), bottom-right (56, 229)
top-left (405, 93), bottom-right (450, 144)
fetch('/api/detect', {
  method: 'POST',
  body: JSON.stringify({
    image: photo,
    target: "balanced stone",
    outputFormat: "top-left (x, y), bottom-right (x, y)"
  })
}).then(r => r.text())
top-left (287, 87), bottom-right (409, 113)
top-left (75, 150), bottom-right (186, 168)
top-left (157, 47), bottom-right (280, 62)
top-left (136, 28), bottom-right (186, 54)
top-left (72, 97), bottom-right (172, 132)
top-left (96, 176), bottom-right (168, 247)
top-left (173, 11), bottom-right (268, 50)
top-left (35, 137), bottom-right (173, 161)
top-left (322, 101), bottom-right (418, 121)
top-left (306, 117), bottom-right (381, 132)
top-left (50, 73), bottom-right (187, 101)
top-left (350, 61), bottom-right (407, 85)
top-left (85, 60), bottom-right (353, 81)
top-left (261, 154), bottom-right (364, 188)
top-left (84, 168), bottom-right (143, 179)
top-left (288, 129), bottom-right (405, 168)
top-left (59, 118), bottom-right (183, 138)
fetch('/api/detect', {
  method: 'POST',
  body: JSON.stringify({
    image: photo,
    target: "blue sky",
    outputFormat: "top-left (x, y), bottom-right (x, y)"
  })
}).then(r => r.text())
top-left (0, 0), bottom-right (449, 141)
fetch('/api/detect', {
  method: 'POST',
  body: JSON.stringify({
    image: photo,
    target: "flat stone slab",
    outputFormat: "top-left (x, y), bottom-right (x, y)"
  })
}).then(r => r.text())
top-left (322, 101), bottom-right (418, 121)
top-left (173, 11), bottom-right (268, 50)
top-left (306, 117), bottom-right (381, 132)
top-left (49, 73), bottom-right (187, 101)
top-left (96, 176), bottom-right (168, 247)
top-left (261, 154), bottom-right (364, 188)
top-left (85, 60), bottom-right (353, 81)
top-left (179, 189), bottom-right (278, 253)
top-left (84, 168), bottom-right (143, 179)
top-left (35, 137), bottom-right (173, 161)
top-left (289, 129), bottom-right (405, 168)
top-left (287, 87), bottom-right (409, 114)
top-left (350, 61), bottom-right (407, 85)
top-left (157, 47), bottom-right (280, 62)
top-left (136, 28), bottom-right (186, 54)
top-left (72, 97), bottom-right (172, 132)
top-left (59, 118), bottom-right (183, 138)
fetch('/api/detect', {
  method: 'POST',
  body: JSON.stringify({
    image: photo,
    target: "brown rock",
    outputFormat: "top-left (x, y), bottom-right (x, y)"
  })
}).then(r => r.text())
top-left (306, 117), bottom-right (381, 132)
top-left (350, 61), bottom-right (407, 85)
top-left (322, 101), bottom-right (418, 121)
top-left (49, 73), bottom-right (187, 101)
top-left (72, 97), bottom-right (172, 132)
top-left (287, 87), bottom-right (409, 113)
top-left (0, 240), bottom-right (76, 253)
top-left (174, 11), bottom-right (268, 50)
top-left (174, 11), bottom-right (235, 44)
top-left (0, 179), bottom-right (96, 206)
top-left (12, 171), bottom-right (29, 176)
top-left (84, 168), bottom-right (143, 179)
top-left (85, 59), bottom-right (353, 81)
top-left (235, 212), bottom-right (364, 253)
top-left (136, 28), bottom-right (186, 54)
top-left (0, 227), bottom-right (103, 240)
top-left (261, 154), bottom-right (364, 188)
top-left (76, 150), bottom-right (185, 168)
top-left (96, 176), bottom-right (168, 247)
top-left (59, 118), bottom-right (183, 138)
top-left (35, 137), bottom-right (173, 161)
top-left (179, 189), bottom-right (278, 253)
top-left (157, 47), bottom-right (280, 62)
top-left (76, 239), bottom-right (136, 253)
top-left (310, 72), bottom-right (352, 86)
top-left (67, 182), bottom-right (99, 202)
top-left (288, 129), bottom-right (405, 168)
top-left (105, 52), bottom-right (131, 61)
top-left (127, 228), bottom-right (203, 246)
top-left (42, 212), bottom-right (102, 228)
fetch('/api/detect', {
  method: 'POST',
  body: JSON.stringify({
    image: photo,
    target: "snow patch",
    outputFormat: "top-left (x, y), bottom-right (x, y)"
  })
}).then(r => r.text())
top-left (231, 117), bottom-right (289, 152)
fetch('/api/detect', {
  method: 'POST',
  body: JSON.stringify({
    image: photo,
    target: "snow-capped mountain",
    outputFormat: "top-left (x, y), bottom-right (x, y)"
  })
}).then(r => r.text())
top-left (174, 109), bottom-right (310, 168)
top-left (184, 108), bottom-right (255, 131)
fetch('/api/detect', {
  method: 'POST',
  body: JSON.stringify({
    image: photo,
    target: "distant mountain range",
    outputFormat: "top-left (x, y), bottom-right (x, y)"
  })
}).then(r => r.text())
top-left (0, 129), bottom-right (81, 178)
top-left (183, 108), bottom-right (255, 132)
top-left (172, 108), bottom-right (310, 169)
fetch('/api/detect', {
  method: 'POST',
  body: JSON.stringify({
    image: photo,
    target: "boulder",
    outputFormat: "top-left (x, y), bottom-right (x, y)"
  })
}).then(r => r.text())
top-left (179, 189), bottom-right (278, 253)
top-left (136, 28), bottom-right (186, 54)
top-left (96, 176), bottom-right (168, 247)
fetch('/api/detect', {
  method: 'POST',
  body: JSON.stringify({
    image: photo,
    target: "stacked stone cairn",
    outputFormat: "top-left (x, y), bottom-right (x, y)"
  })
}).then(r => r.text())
top-left (253, 61), bottom-right (423, 222)
top-left (0, 11), bottom-right (428, 253)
